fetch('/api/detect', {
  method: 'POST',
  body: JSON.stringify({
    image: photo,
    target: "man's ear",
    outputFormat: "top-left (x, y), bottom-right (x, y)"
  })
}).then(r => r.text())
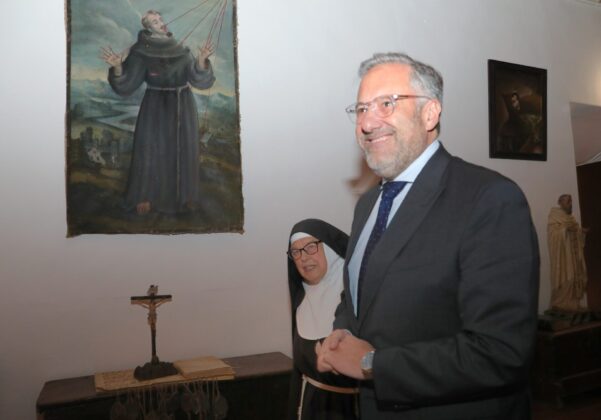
top-left (421, 99), bottom-right (442, 132)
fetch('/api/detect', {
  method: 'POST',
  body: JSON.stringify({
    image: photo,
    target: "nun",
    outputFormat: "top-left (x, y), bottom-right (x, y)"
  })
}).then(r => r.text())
top-left (287, 219), bottom-right (359, 420)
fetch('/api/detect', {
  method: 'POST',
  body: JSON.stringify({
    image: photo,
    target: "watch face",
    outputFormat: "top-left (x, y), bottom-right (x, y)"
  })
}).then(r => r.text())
top-left (361, 351), bottom-right (374, 370)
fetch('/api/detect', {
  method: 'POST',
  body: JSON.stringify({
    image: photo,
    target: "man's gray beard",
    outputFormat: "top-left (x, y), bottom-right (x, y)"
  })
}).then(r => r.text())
top-left (364, 137), bottom-right (426, 181)
top-left (362, 110), bottom-right (428, 180)
top-left (365, 152), bottom-right (407, 180)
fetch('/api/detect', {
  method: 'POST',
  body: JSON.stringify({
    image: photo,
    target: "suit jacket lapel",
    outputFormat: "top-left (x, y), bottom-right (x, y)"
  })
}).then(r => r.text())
top-left (357, 146), bottom-right (452, 328)
top-left (343, 186), bottom-right (380, 331)
top-left (347, 187), bottom-right (380, 260)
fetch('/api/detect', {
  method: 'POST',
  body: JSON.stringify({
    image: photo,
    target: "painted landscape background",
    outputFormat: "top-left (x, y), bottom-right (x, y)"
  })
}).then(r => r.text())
top-left (66, 0), bottom-right (243, 235)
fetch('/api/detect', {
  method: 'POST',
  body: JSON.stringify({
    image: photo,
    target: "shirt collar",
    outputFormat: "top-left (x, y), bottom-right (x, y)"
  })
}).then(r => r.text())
top-left (391, 139), bottom-right (440, 184)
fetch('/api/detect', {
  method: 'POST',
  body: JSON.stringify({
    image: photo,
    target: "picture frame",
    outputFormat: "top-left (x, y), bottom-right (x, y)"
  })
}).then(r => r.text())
top-left (488, 59), bottom-right (547, 161)
top-left (65, 0), bottom-right (243, 236)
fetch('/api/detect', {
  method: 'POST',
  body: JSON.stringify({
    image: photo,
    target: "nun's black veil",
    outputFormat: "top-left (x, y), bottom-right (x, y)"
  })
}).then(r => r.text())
top-left (287, 218), bottom-right (349, 332)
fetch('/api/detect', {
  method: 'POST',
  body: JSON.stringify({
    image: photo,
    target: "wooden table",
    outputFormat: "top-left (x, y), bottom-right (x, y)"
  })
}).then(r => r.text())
top-left (37, 352), bottom-right (292, 419)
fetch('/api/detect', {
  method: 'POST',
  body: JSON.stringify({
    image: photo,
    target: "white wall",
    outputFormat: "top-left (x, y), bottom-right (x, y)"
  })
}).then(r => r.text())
top-left (1, 0), bottom-right (600, 418)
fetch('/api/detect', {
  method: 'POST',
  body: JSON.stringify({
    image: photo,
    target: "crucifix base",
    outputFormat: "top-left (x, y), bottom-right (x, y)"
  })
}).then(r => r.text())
top-left (134, 360), bottom-right (178, 381)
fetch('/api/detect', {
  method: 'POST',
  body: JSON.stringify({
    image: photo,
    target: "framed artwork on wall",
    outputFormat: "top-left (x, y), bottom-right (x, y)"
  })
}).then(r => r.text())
top-left (488, 59), bottom-right (547, 161)
top-left (65, 0), bottom-right (243, 236)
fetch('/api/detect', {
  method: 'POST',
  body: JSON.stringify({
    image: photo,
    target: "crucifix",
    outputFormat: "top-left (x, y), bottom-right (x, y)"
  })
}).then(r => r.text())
top-left (131, 285), bottom-right (178, 380)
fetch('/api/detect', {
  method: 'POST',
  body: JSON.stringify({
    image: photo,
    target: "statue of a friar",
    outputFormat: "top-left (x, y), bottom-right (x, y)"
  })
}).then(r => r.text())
top-left (547, 194), bottom-right (589, 312)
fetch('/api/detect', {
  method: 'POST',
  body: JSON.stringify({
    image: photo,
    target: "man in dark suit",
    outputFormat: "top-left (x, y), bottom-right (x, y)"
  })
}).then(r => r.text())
top-left (316, 52), bottom-right (540, 419)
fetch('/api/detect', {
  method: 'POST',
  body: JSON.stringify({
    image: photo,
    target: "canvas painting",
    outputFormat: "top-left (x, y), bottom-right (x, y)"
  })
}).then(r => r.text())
top-left (66, 0), bottom-right (243, 235)
top-left (488, 59), bottom-right (547, 161)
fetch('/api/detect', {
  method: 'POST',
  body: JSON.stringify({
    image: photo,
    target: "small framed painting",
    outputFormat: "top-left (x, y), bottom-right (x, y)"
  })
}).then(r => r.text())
top-left (488, 59), bottom-right (547, 161)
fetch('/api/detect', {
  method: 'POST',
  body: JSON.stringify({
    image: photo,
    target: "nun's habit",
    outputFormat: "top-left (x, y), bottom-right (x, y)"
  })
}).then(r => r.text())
top-left (287, 219), bottom-right (358, 420)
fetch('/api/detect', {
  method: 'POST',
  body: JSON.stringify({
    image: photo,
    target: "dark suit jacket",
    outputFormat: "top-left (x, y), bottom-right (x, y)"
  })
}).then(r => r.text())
top-left (334, 145), bottom-right (540, 419)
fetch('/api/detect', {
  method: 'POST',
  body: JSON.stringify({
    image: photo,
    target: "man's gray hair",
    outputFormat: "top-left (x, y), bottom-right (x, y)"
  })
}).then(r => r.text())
top-left (358, 52), bottom-right (444, 105)
top-left (141, 10), bottom-right (161, 29)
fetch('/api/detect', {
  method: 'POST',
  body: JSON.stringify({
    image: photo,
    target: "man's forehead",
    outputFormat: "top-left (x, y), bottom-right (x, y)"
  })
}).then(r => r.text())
top-left (357, 63), bottom-right (412, 99)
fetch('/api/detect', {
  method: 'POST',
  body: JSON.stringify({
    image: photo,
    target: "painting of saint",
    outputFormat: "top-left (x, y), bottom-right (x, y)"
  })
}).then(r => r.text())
top-left (66, 0), bottom-right (242, 235)
top-left (488, 60), bottom-right (547, 161)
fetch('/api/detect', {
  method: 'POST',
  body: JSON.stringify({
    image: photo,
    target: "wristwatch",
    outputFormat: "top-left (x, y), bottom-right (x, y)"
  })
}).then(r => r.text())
top-left (360, 350), bottom-right (375, 380)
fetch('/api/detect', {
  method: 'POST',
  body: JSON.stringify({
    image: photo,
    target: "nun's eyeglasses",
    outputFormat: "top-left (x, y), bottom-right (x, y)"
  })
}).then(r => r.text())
top-left (288, 240), bottom-right (322, 260)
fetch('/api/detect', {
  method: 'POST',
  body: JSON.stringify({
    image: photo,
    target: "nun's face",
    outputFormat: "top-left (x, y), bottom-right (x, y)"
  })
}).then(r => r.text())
top-left (291, 236), bottom-right (328, 285)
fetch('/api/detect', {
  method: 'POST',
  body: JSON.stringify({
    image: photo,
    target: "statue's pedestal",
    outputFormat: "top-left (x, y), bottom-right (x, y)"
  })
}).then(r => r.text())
top-left (538, 309), bottom-right (601, 332)
top-left (532, 318), bottom-right (601, 407)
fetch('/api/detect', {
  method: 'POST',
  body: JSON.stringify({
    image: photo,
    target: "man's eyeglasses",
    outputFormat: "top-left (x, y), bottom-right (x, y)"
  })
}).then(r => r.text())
top-left (288, 240), bottom-right (322, 260)
top-left (345, 94), bottom-right (430, 124)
